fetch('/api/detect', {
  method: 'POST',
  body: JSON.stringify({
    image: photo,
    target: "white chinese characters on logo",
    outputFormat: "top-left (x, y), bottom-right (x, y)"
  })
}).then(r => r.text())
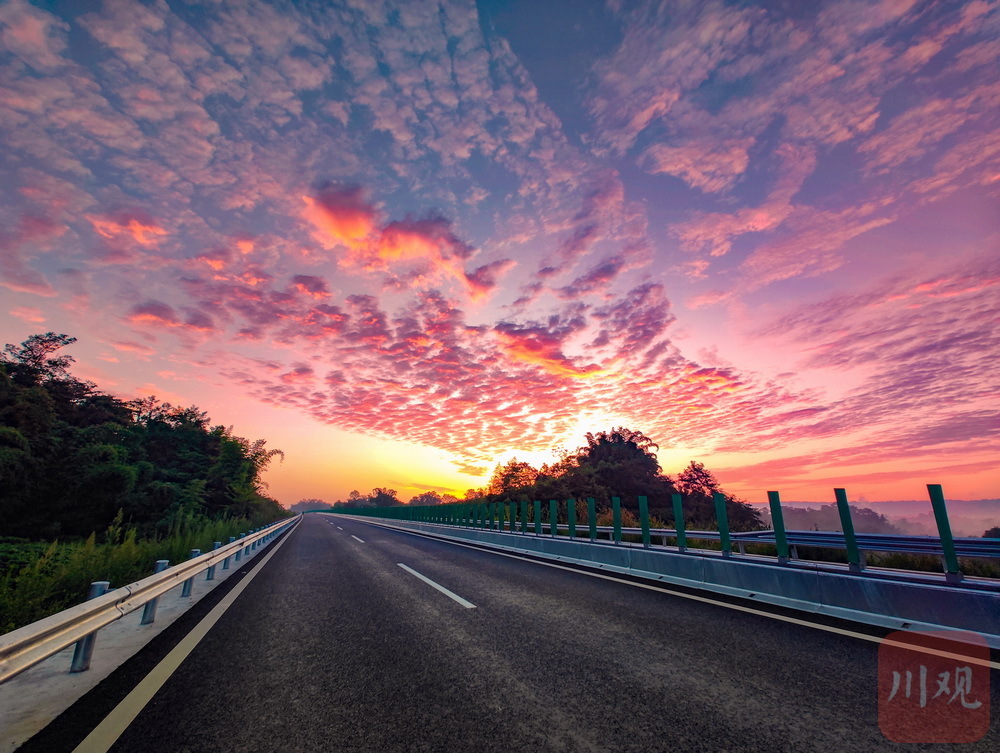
top-left (887, 665), bottom-right (982, 710)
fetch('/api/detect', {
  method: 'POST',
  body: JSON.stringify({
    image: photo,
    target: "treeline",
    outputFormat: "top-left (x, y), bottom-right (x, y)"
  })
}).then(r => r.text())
top-left (461, 428), bottom-right (761, 531)
top-left (330, 488), bottom-right (460, 509)
top-left (332, 427), bottom-right (761, 531)
top-left (0, 333), bottom-right (288, 541)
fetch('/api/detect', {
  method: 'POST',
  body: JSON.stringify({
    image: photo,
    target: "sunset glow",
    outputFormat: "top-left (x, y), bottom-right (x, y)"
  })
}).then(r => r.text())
top-left (1, 0), bottom-right (997, 506)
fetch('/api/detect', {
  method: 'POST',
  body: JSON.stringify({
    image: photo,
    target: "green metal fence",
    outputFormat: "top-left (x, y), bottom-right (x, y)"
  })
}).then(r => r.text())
top-left (329, 485), bottom-right (989, 581)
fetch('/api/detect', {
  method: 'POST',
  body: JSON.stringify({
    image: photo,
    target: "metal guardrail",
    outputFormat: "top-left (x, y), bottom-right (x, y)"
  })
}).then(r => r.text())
top-left (337, 485), bottom-right (997, 583)
top-left (0, 515), bottom-right (299, 685)
top-left (406, 520), bottom-right (1000, 561)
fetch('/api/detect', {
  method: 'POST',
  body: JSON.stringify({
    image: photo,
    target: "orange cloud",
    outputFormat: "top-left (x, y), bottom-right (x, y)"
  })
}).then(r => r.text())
top-left (301, 185), bottom-right (377, 251)
top-left (496, 330), bottom-right (607, 379)
top-left (89, 215), bottom-right (168, 246)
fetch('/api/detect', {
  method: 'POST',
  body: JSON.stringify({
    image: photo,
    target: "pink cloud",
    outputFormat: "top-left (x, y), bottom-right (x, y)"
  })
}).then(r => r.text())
top-left (9, 306), bottom-right (46, 323)
top-left (0, 0), bottom-right (69, 71)
top-left (301, 184), bottom-right (378, 251)
top-left (0, 214), bottom-right (65, 296)
top-left (126, 301), bottom-right (216, 333)
top-left (642, 138), bottom-right (755, 193)
top-left (88, 212), bottom-right (168, 246)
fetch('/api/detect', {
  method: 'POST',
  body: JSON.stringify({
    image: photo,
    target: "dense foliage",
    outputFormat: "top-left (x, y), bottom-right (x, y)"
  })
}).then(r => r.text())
top-left (470, 427), bottom-right (763, 532)
top-left (0, 333), bottom-right (287, 541)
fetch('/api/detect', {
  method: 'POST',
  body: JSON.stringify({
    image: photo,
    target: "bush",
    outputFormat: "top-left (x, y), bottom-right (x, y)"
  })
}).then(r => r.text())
top-left (0, 515), bottom-right (280, 634)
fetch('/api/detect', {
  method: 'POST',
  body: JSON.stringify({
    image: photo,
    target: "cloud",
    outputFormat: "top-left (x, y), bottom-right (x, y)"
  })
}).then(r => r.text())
top-left (0, 214), bottom-right (64, 296)
top-left (126, 300), bottom-right (216, 333)
top-left (642, 138), bottom-right (755, 193)
top-left (671, 143), bottom-right (817, 258)
top-left (301, 184), bottom-right (378, 252)
top-left (9, 306), bottom-right (46, 323)
top-left (88, 212), bottom-right (168, 246)
top-left (0, 0), bottom-right (69, 71)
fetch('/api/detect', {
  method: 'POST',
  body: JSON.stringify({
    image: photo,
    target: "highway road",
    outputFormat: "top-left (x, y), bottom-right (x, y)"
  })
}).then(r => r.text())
top-left (19, 514), bottom-right (999, 752)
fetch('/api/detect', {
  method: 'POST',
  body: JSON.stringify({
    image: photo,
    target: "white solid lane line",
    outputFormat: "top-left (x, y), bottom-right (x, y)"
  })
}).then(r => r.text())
top-left (397, 563), bottom-right (476, 609)
top-left (363, 521), bottom-right (1000, 671)
top-left (350, 535), bottom-right (365, 543)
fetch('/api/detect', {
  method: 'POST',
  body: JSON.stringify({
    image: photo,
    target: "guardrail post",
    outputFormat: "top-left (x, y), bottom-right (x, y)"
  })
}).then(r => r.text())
top-left (834, 488), bottom-right (863, 572)
top-left (587, 498), bottom-right (596, 541)
top-left (638, 496), bottom-right (651, 548)
top-left (181, 549), bottom-right (200, 596)
top-left (534, 500), bottom-right (542, 535)
top-left (223, 536), bottom-right (236, 570)
top-left (549, 500), bottom-right (558, 536)
top-left (612, 497), bottom-right (622, 544)
top-left (140, 561), bottom-right (170, 625)
top-left (927, 484), bottom-right (962, 582)
top-left (767, 491), bottom-right (790, 564)
top-left (712, 492), bottom-right (732, 557)
top-left (206, 541), bottom-right (222, 580)
top-left (235, 533), bottom-right (245, 562)
top-left (70, 581), bottom-right (110, 673)
top-left (671, 494), bottom-right (687, 552)
top-left (567, 497), bottom-right (577, 539)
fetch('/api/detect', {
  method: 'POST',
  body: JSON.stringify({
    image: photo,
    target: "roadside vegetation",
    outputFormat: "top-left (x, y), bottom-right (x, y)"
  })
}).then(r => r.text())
top-left (0, 333), bottom-right (290, 632)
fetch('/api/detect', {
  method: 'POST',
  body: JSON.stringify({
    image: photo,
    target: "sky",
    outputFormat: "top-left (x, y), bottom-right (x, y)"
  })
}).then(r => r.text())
top-left (1, 0), bottom-right (998, 508)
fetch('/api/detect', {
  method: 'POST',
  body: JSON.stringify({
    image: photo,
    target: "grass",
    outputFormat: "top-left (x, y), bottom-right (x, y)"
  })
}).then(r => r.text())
top-left (0, 515), bottom-right (278, 635)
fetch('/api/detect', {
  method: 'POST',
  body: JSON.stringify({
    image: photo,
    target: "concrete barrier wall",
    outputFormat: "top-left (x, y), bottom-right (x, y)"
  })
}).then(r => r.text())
top-left (352, 518), bottom-right (1000, 647)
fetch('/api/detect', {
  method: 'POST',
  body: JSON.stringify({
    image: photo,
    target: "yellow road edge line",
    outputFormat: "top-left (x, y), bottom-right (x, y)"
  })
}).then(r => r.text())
top-left (72, 520), bottom-right (300, 753)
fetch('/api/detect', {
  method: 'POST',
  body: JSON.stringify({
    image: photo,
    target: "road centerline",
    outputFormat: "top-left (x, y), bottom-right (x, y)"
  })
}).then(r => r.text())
top-left (397, 563), bottom-right (476, 609)
top-left (350, 534), bottom-right (365, 543)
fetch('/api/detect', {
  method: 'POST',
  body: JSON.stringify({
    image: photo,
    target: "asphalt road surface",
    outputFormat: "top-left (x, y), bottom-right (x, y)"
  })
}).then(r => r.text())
top-left (21, 514), bottom-right (1000, 752)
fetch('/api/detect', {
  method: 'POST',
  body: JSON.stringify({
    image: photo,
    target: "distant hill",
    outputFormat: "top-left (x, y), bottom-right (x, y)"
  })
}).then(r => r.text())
top-left (288, 500), bottom-right (333, 513)
top-left (751, 499), bottom-right (1000, 537)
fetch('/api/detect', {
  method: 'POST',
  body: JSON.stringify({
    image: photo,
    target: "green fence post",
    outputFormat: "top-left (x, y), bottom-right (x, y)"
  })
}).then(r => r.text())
top-left (612, 496), bottom-right (622, 544)
top-left (520, 501), bottom-right (528, 533)
top-left (927, 484), bottom-right (962, 582)
top-left (587, 498), bottom-right (597, 541)
top-left (549, 500), bottom-right (558, 536)
top-left (487, 503), bottom-right (494, 530)
top-left (507, 502), bottom-right (514, 532)
top-left (638, 495), bottom-right (651, 548)
top-left (671, 494), bottom-right (687, 551)
top-left (534, 500), bottom-right (542, 535)
top-left (567, 498), bottom-right (577, 539)
top-left (712, 492), bottom-right (732, 557)
top-left (834, 488), bottom-right (863, 571)
top-left (767, 491), bottom-right (790, 564)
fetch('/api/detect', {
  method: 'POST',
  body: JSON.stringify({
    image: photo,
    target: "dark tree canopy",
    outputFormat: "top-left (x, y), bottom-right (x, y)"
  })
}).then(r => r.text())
top-left (459, 426), bottom-right (762, 531)
top-left (0, 334), bottom-right (287, 539)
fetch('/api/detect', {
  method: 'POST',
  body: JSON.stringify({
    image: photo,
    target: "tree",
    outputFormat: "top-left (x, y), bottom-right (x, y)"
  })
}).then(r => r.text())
top-left (577, 427), bottom-right (661, 477)
top-left (290, 499), bottom-right (331, 513)
top-left (409, 490), bottom-right (443, 506)
top-left (676, 461), bottom-right (760, 531)
top-left (370, 487), bottom-right (400, 506)
top-left (0, 333), bottom-right (291, 538)
top-left (569, 427), bottom-right (672, 512)
top-left (984, 526), bottom-right (1000, 539)
top-left (1, 332), bottom-right (77, 383)
top-left (486, 459), bottom-right (539, 497)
